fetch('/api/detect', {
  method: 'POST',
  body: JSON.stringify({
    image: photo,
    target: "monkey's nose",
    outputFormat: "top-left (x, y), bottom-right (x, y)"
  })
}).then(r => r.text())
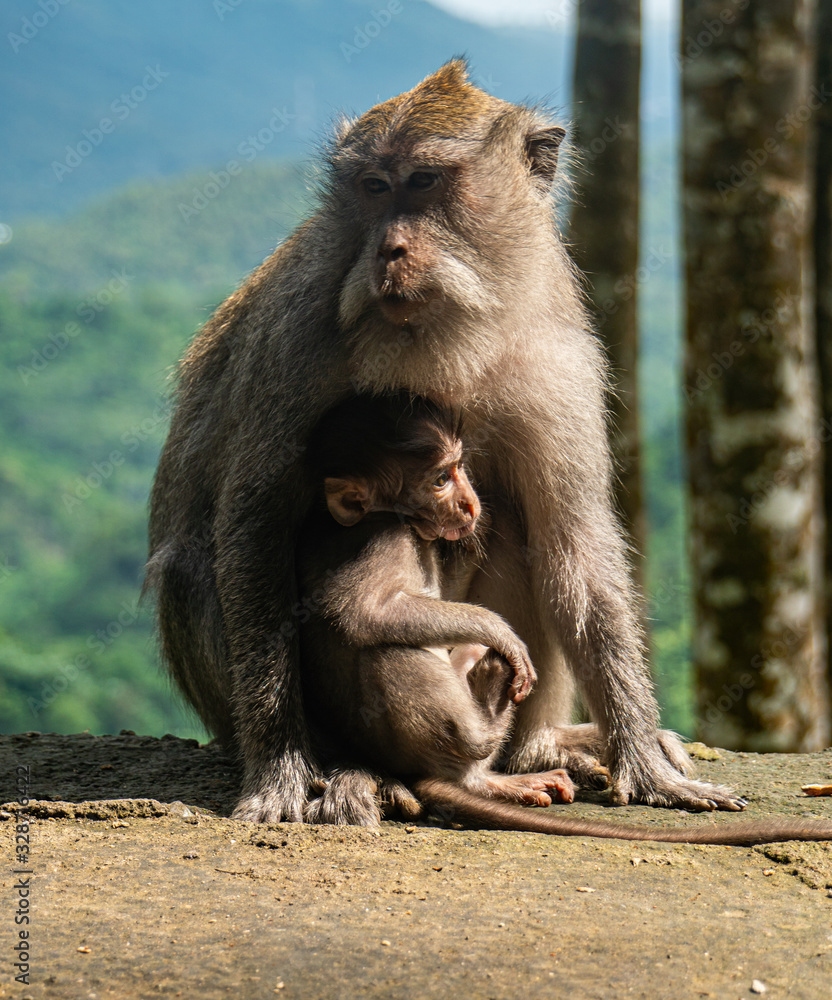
top-left (377, 241), bottom-right (408, 266)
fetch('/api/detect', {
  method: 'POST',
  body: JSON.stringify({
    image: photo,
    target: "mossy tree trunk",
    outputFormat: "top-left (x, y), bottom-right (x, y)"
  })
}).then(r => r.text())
top-left (682, 0), bottom-right (829, 749)
top-left (570, 0), bottom-right (645, 584)
top-left (815, 0), bottom-right (832, 705)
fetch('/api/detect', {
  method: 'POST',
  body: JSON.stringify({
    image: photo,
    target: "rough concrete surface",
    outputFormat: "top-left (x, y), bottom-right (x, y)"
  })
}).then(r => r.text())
top-left (1, 732), bottom-right (830, 1000)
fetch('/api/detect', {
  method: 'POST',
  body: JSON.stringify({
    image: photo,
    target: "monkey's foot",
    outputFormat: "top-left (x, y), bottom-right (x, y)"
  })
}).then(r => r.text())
top-left (304, 768), bottom-right (383, 827)
top-left (232, 791), bottom-right (303, 823)
top-left (378, 778), bottom-right (424, 819)
top-left (504, 724), bottom-right (610, 790)
top-left (480, 769), bottom-right (575, 807)
top-left (610, 756), bottom-right (747, 812)
top-left (231, 757), bottom-right (312, 823)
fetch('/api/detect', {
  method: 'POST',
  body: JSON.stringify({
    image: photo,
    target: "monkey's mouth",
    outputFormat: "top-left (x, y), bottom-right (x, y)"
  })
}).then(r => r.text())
top-left (412, 520), bottom-right (477, 542)
top-left (377, 289), bottom-right (435, 324)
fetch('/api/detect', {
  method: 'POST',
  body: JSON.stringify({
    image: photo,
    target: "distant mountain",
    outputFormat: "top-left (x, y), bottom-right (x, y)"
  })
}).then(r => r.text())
top-left (1, 0), bottom-right (576, 219)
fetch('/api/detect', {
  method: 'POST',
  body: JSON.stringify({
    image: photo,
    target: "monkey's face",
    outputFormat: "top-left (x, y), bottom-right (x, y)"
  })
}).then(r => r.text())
top-left (324, 441), bottom-right (481, 542)
top-left (336, 155), bottom-right (501, 333)
top-left (402, 452), bottom-right (481, 542)
top-left (328, 62), bottom-right (566, 396)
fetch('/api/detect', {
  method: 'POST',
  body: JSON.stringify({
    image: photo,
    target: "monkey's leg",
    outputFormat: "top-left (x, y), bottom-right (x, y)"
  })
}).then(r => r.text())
top-left (228, 634), bottom-right (320, 823)
top-left (215, 494), bottom-right (321, 824)
top-left (452, 648), bottom-right (576, 805)
top-left (475, 769), bottom-right (575, 806)
top-left (147, 538), bottom-right (234, 744)
top-left (538, 517), bottom-right (745, 812)
top-left (466, 513), bottom-right (610, 788)
top-left (377, 778), bottom-right (423, 819)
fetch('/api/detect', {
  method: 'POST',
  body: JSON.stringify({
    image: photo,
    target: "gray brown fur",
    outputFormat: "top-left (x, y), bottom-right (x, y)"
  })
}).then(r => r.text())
top-left (147, 60), bottom-right (747, 823)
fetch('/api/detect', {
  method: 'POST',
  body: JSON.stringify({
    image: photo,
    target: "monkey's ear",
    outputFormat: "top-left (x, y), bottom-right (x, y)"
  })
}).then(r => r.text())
top-left (324, 477), bottom-right (372, 526)
top-left (525, 126), bottom-right (566, 188)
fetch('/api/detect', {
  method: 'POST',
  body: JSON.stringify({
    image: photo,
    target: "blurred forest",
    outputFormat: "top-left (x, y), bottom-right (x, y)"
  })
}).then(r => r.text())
top-left (7, 0), bottom-right (817, 749)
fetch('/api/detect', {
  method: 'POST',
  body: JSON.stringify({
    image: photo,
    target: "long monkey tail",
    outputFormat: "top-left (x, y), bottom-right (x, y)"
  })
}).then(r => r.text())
top-left (413, 779), bottom-right (832, 845)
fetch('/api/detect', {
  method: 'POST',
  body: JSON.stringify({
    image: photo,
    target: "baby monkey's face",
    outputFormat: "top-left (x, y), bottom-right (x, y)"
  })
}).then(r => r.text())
top-left (323, 434), bottom-right (481, 542)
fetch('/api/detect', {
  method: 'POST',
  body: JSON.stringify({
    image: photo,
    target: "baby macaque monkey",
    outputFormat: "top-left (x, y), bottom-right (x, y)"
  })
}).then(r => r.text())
top-left (297, 394), bottom-right (575, 826)
top-left (297, 394), bottom-right (832, 846)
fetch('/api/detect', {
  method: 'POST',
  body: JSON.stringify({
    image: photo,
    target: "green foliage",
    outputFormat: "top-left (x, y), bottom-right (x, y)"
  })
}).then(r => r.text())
top-left (0, 277), bottom-right (209, 737)
top-left (639, 125), bottom-right (692, 736)
top-left (1, 160), bottom-right (313, 299)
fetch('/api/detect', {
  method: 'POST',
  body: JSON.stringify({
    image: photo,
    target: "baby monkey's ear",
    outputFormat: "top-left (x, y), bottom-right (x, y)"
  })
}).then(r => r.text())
top-left (324, 477), bottom-right (372, 526)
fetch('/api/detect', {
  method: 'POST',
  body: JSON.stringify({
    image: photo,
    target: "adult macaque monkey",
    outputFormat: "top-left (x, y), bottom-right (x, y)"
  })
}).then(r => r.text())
top-left (298, 393), bottom-right (576, 827)
top-left (148, 60), bottom-right (747, 823)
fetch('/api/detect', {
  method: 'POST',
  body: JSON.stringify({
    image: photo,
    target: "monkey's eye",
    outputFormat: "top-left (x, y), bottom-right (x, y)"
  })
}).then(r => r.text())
top-left (362, 176), bottom-right (390, 196)
top-left (409, 171), bottom-right (440, 191)
top-left (433, 471), bottom-right (450, 489)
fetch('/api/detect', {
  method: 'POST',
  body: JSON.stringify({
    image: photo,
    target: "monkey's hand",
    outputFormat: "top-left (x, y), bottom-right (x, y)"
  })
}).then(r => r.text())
top-left (496, 637), bottom-right (536, 703)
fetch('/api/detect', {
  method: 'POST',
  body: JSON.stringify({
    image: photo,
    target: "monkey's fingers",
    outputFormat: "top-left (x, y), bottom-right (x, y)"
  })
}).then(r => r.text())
top-left (305, 769), bottom-right (382, 827)
top-left (538, 769), bottom-right (576, 804)
top-left (509, 675), bottom-right (532, 702)
top-left (507, 657), bottom-right (537, 703)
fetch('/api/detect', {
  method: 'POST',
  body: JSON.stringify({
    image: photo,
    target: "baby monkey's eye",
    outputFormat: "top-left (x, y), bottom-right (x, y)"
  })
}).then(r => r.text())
top-left (433, 471), bottom-right (450, 489)
top-left (362, 176), bottom-right (390, 195)
top-left (409, 171), bottom-right (440, 191)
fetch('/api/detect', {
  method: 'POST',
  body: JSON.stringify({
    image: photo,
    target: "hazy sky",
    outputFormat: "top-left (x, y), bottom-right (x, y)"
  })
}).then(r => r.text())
top-left (425, 0), bottom-right (671, 27)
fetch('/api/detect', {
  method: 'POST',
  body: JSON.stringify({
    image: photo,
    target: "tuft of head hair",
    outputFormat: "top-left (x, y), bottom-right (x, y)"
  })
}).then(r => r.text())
top-left (335, 59), bottom-right (497, 152)
top-left (306, 393), bottom-right (462, 483)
